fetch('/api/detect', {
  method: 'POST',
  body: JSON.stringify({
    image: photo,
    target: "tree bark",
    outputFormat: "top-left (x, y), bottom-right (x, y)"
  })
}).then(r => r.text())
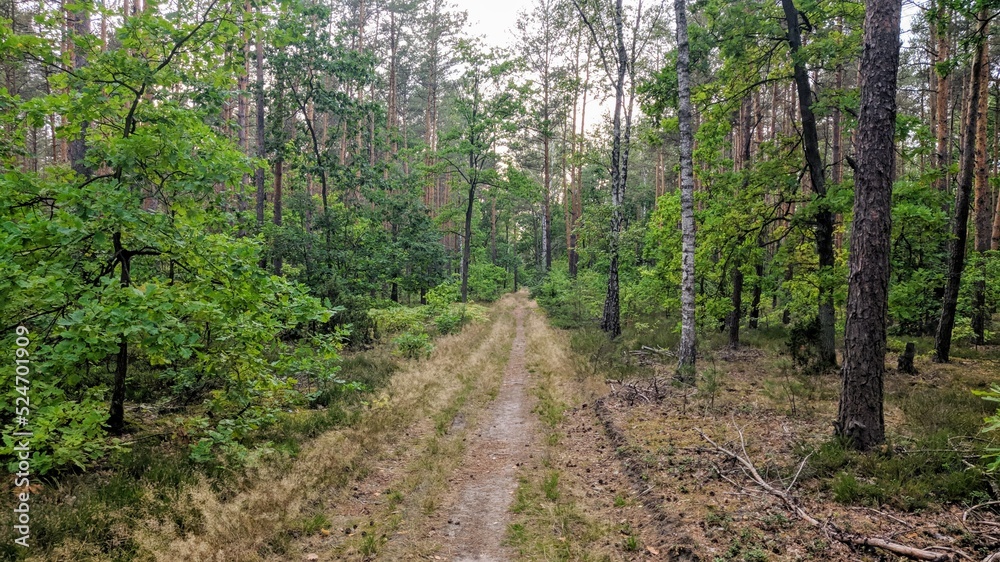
top-left (972, 13), bottom-right (990, 344)
top-left (749, 263), bottom-right (762, 329)
top-left (67, 6), bottom-right (91, 177)
top-left (676, 0), bottom-right (697, 379)
top-left (934, 21), bottom-right (988, 362)
top-left (591, 0), bottom-right (630, 339)
top-left (461, 183), bottom-right (475, 302)
top-left (728, 267), bottom-right (743, 348)
top-left (933, 2), bottom-right (950, 193)
top-left (781, 0), bottom-right (836, 370)
top-left (254, 13), bottom-right (266, 230)
top-left (108, 232), bottom-right (131, 435)
top-left (836, 0), bottom-right (903, 451)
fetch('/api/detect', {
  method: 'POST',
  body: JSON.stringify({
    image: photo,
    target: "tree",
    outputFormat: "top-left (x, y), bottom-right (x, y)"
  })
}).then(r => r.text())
top-left (675, 0), bottom-right (696, 378)
top-left (836, 0), bottom-right (903, 451)
top-left (780, 0), bottom-right (837, 370)
top-left (438, 42), bottom-right (522, 302)
top-left (517, 0), bottom-right (565, 272)
top-left (571, 0), bottom-right (661, 337)
top-left (971, 9), bottom-right (991, 345)
top-left (933, 10), bottom-right (989, 363)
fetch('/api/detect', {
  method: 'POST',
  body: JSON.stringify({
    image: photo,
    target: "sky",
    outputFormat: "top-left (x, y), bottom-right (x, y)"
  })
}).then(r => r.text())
top-left (457, 0), bottom-right (534, 47)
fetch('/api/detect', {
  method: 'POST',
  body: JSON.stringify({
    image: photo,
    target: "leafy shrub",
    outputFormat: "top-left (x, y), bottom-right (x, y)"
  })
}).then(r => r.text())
top-left (468, 262), bottom-right (508, 302)
top-left (533, 265), bottom-right (604, 329)
top-left (393, 331), bottom-right (433, 359)
top-left (0, 386), bottom-right (121, 475)
top-left (975, 384), bottom-right (1000, 472)
top-left (426, 280), bottom-right (461, 309)
top-left (434, 306), bottom-right (467, 335)
top-left (368, 306), bottom-right (428, 336)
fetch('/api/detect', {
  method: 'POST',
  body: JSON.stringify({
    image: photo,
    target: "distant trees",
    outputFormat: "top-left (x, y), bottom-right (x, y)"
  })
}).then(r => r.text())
top-left (438, 43), bottom-right (523, 302)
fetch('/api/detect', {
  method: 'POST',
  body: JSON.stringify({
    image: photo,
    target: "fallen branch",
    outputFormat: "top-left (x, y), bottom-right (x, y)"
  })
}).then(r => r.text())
top-left (698, 427), bottom-right (960, 562)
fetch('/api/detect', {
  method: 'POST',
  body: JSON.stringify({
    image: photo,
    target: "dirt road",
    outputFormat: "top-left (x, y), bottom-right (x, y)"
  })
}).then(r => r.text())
top-left (435, 304), bottom-right (538, 561)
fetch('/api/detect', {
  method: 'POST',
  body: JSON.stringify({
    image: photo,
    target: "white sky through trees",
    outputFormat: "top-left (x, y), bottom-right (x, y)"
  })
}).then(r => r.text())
top-left (458, 0), bottom-right (533, 47)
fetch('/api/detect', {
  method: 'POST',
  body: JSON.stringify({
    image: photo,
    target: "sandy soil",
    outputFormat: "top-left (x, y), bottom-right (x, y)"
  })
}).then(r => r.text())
top-left (433, 304), bottom-right (540, 561)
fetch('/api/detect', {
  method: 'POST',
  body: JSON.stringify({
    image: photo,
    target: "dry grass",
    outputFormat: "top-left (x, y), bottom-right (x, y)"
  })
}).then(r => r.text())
top-left (589, 346), bottom-right (1000, 561)
top-left (505, 303), bottom-right (660, 561)
top-left (130, 295), bottom-right (520, 562)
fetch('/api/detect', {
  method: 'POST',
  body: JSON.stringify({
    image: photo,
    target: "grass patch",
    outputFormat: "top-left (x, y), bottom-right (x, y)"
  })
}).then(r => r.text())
top-left (800, 433), bottom-right (990, 511)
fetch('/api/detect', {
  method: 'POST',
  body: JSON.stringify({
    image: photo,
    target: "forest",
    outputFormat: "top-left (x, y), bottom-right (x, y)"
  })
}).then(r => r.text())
top-left (1, 0), bottom-right (1000, 559)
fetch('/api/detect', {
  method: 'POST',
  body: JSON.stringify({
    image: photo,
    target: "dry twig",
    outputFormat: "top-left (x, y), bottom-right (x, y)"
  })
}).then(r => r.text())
top-left (698, 426), bottom-right (963, 562)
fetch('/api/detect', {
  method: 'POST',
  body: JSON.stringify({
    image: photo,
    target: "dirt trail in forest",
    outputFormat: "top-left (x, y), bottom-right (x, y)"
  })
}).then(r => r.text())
top-left (433, 303), bottom-right (538, 561)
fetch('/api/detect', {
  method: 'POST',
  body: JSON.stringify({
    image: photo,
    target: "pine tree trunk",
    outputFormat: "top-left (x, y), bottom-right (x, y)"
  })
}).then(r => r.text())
top-left (67, 6), bottom-right (90, 177)
top-left (934, 23), bottom-right (988, 362)
top-left (836, 0), bottom-right (903, 451)
top-left (254, 14), bottom-right (266, 229)
top-left (972, 14), bottom-right (990, 344)
top-left (273, 158), bottom-right (283, 275)
top-left (934, 2), bottom-right (950, 193)
top-left (676, 0), bottom-right (697, 378)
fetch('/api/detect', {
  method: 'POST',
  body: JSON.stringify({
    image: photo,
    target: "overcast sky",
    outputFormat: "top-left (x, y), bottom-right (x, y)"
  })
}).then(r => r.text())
top-left (458, 0), bottom-right (533, 47)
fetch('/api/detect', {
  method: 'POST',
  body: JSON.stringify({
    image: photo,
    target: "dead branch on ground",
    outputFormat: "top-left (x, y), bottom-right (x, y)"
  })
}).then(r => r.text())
top-left (605, 376), bottom-right (669, 405)
top-left (698, 426), bottom-right (966, 562)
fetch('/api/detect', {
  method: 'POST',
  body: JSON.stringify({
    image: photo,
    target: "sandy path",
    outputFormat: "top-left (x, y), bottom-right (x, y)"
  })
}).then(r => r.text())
top-left (435, 303), bottom-right (537, 561)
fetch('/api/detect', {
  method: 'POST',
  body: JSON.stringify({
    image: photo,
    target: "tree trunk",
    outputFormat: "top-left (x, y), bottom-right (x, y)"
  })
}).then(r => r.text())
top-left (67, 6), bottom-right (90, 177)
top-left (490, 194), bottom-right (497, 264)
top-left (273, 158), bottom-right (283, 275)
top-left (836, 0), bottom-right (902, 451)
top-left (897, 342), bottom-right (916, 374)
top-left (461, 183), bottom-right (475, 303)
top-left (781, 0), bottom-right (836, 370)
top-left (934, 23), bottom-right (988, 362)
top-left (598, 0), bottom-right (629, 339)
top-left (749, 263), bottom-right (762, 329)
top-left (972, 13), bottom-right (990, 344)
top-left (676, 0), bottom-right (697, 379)
top-left (237, 0), bottom-right (250, 209)
top-left (108, 232), bottom-right (131, 435)
top-left (254, 15), bottom-right (266, 230)
top-left (728, 267), bottom-right (743, 348)
top-left (933, 2), bottom-right (950, 193)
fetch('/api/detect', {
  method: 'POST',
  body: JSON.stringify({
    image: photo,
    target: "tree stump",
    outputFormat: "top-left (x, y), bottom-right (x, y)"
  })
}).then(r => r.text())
top-left (897, 342), bottom-right (916, 374)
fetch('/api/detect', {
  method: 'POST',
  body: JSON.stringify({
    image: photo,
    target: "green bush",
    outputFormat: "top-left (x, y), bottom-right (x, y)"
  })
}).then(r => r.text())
top-left (468, 262), bottom-right (508, 302)
top-left (975, 384), bottom-right (1000, 472)
top-left (533, 265), bottom-right (604, 329)
top-left (434, 306), bottom-right (467, 335)
top-left (393, 331), bottom-right (434, 359)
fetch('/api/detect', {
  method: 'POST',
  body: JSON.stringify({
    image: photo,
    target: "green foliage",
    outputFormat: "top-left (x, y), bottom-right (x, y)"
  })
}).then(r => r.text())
top-left (1, 386), bottom-right (119, 475)
top-left (533, 264), bottom-right (604, 329)
top-left (973, 385), bottom-right (1000, 472)
top-left (434, 306), bottom-right (467, 335)
top-left (427, 280), bottom-right (461, 309)
top-left (803, 435), bottom-right (988, 511)
top-left (468, 262), bottom-right (508, 302)
top-left (392, 331), bottom-right (434, 360)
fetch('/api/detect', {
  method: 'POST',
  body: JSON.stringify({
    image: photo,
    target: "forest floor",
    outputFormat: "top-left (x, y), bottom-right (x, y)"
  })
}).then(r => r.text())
top-left (169, 293), bottom-right (1000, 562)
top-left (16, 292), bottom-right (1000, 562)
